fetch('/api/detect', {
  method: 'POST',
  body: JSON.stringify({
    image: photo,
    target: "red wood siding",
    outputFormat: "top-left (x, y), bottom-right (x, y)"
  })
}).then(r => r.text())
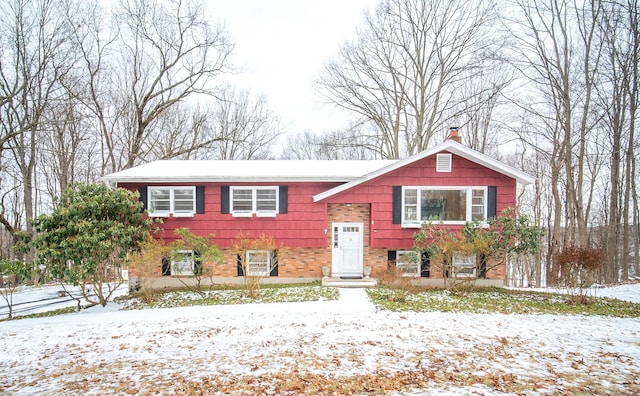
top-left (321, 153), bottom-right (517, 249)
top-left (120, 182), bottom-right (340, 248)
top-left (119, 151), bottom-right (517, 254)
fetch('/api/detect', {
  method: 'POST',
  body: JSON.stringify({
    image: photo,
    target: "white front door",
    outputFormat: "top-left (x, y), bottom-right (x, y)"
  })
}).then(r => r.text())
top-left (332, 222), bottom-right (363, 277)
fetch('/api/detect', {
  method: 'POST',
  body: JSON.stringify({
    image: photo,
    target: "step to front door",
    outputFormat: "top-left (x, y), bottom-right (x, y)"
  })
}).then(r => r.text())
top-left (321, 277), bottom-right (377, 288)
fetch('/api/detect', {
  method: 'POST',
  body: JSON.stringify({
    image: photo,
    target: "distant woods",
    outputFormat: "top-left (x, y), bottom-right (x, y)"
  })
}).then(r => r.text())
top-left (0, 0), bottom-right (281, 253)
top-left (305, 0), bottom-right (640, 285)
top-left (1, 0), bottom-right (638, 284)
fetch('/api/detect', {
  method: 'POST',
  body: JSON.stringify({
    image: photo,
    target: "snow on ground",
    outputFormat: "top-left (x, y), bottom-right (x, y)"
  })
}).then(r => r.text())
top-left (0, 284), bottom-right (639, 395)
top-left (0, 284), bottom-right (128, 318)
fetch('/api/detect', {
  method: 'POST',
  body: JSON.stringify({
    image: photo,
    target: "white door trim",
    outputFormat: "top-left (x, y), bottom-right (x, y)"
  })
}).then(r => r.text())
top-left (331, 222), bottom-right (364, 277)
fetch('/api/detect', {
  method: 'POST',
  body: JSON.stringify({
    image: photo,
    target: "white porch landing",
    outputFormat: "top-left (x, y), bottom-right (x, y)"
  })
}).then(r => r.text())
top-left (321, 276), bottom-right (377, 288)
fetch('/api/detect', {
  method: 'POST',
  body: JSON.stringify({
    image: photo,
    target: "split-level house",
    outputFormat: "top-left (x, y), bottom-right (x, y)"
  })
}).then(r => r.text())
top-left (103, 137), bottom-right (534, 288)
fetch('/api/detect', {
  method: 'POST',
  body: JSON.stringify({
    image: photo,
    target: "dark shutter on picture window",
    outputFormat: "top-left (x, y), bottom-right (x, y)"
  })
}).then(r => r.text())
top-left (221, 186), bottom-right (230, 214)
top-left (392, 186), bottom-right (402, 224)
top-left (237, 254), bottom-right (244, 276)
top-left (196, 186), bottom-right (205, 214)
top-left (279, 186), bottom-right (288, 214)
top-left (138, 186), bottom-right (148, 211)
top-left (487, 186), bottom-right (497, 219)
top-left (270, 250), bottom-right (279, 276)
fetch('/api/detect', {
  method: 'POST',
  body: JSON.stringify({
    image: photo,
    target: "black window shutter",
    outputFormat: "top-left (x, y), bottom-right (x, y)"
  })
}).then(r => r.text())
top-left (387, 250), bottom-right (397, 267)
top-left (236, 254), bottom-right (244, 276)
top-left (196, 186), bottom-right (205, 214)
top-left (221, 186), bottom-right (230, 214)
top-left (138, 186), bottom-right (148, 210)
top-left (392, 186), bottom-right (402, 224)
top-left (278, 186), bottom-right (288, 214)
top-left (162, 257), bottom-right (171, 276)
top-left (420, 251), bottom-right (430, 278)
top-left (194, 251), bottom-right (202, 275)
top-left (479, 253), bottom-right (487, 278)
top-left (270, 250), bottom-right (278, 276)
top-left (487, 186), bottom-right (497, 219)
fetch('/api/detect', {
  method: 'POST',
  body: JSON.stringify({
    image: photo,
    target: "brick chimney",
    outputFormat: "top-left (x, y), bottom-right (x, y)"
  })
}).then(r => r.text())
top-left (448, 127), bottom-right (462, 143)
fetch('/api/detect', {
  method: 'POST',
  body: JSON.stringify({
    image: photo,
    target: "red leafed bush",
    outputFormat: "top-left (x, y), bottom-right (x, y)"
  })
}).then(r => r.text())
top-left (557, 246), bottom-right (606, 271)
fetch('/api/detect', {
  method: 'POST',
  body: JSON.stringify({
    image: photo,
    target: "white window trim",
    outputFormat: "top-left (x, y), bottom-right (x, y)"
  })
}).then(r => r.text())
top-left (230, 186), bottom-right (279, 217)
top-left (396, 250), bottom-right (420, 277)
top-left (232, 212), bottom-right (253, 218)
top-left (148, 186), bottom-right (196, 217)
top-left (148, 212), bottom-right (170, 218)
top-left (245, 250), bottom-right (272, 276)
top-left (401, 186), bottom-right (487, 228)
top-left (256, 212), bottom-right (277, 218)
top-left (172, 212), bottom-right (195, 218)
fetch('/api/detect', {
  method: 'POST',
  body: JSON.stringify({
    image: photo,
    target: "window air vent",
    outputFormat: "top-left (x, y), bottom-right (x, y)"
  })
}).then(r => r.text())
top-left (436, 153), bottom-right (452, 172)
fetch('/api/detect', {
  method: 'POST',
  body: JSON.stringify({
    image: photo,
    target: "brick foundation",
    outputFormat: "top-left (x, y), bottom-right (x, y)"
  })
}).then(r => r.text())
top-left (128, 202), bottom-right (505, 283)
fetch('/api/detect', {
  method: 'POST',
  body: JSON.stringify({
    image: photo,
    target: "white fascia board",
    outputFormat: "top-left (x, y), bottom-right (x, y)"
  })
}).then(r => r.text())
top-left (313, 140), bottom-right (535, 202)
top-left (103, 175), bottom-right (361, 184)
top-left (444, 143), bottom-right (536, 185)
top-left (101, 160), bottom-right (395, 184)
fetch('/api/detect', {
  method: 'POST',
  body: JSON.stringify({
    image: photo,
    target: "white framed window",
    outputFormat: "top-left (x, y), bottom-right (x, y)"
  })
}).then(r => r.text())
top-left (246, 250), bottom-right (272, 276)
top-left (231, 187), bottom-right (278, 217)
top-left (471, 189), bottom-right (485, 221)
top-left (451, 252), bottom-right (477, 278)
top-left (148, 186), bottom-right (196, 217)
top-left (401, 187), bottom-right (487, 226)
top-left (396, 250), bottom-right (420, 277)
top-left (172, 250), bottom-right (195, 276)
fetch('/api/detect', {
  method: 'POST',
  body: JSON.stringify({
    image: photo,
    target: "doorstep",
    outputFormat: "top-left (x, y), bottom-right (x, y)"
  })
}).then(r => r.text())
top-left (321, 277), bottom-right (378, 288)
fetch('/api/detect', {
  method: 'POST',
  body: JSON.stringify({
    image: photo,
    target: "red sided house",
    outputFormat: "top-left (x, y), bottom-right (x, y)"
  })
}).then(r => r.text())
top-left (103, 139), bottom-right (535, 288)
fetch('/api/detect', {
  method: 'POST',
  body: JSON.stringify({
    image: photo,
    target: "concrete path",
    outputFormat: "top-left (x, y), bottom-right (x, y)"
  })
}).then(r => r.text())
top-left (336, 287), bottom-right (376, 313)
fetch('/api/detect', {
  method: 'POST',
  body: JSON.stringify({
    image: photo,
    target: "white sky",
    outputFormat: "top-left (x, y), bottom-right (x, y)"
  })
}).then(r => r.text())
top-left (207, 0), bottom-right (380, 137)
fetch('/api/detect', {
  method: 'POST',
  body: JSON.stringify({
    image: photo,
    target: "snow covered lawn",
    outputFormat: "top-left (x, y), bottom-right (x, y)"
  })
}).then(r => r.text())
top-left (1, 285), bottom-right (639, 395)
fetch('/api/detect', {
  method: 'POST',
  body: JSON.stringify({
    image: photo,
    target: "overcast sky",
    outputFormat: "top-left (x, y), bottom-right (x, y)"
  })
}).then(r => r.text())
top-left (207, 0), bottom-right (380, 139)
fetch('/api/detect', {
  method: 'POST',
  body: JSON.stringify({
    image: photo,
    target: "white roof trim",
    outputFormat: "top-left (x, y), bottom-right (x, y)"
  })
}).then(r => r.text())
top-left (102, 160), bottom-right (396, 184)
top-left (312, 140), bottom-right (535, 202)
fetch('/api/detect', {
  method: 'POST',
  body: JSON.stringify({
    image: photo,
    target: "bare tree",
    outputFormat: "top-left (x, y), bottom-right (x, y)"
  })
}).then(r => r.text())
top-left (198, 88), bottom-right (282, 160)
top-left (597, 0), bottom-right (639, 281)
top-left (505, 0), bottom-right (603, 281)
top-left (280, 126), bottom-right (379, 160)
top-left (0, 0), bottom-right (73, 246)
top-left (108, 0), bottom-right (234, 170)
top-left (39, 89), bottom-right (99, 200)
top-left (317, 0), bottom-right (499, 159)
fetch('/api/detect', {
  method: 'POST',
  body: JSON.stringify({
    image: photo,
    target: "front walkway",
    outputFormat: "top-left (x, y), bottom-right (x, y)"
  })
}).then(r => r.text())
top-left (334, 287), bottom-right (376, 313)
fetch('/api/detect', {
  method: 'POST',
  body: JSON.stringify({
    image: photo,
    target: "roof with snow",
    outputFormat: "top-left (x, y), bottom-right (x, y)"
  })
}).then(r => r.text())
top-left (102, 141), bottom-right (535, 194)
top-left (312, 140), bottom-right (535, 202)
top-left (102, 159), bottom-right (397, 183)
